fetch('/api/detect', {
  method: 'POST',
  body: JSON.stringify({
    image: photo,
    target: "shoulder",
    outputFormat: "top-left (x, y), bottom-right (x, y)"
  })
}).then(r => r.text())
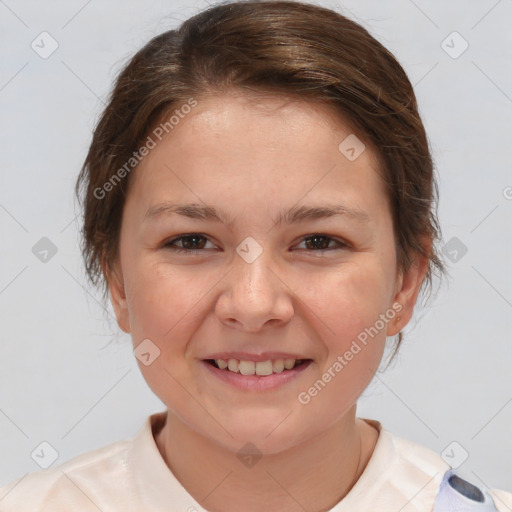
top-left (433, 469), bottom-right (512, 512)
top-left (383, 424), bottom-right (449, 472)
top-left (0, 437), bottom-right (132, 511)
top-left (0, 411), bottom-right (198, 512)
top-left (365, 419), bottom-right (512, 512)
top-left (488, 489), bottom-right (512, 512)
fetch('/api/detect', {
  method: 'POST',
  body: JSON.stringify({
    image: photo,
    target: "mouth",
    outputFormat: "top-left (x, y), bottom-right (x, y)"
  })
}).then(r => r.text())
top-left (203, 357), bottom-right (312, 376)
top-left (202, 357), bottom-right (313, 391)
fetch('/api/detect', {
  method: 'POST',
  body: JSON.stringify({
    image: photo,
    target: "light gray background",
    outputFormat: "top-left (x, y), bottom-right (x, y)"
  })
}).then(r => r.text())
top-left (1, 0), bottom-right (511, 494)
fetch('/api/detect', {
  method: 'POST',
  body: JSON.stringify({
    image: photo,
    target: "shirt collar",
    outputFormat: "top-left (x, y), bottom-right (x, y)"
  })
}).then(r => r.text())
top-left (128, 412), bottom-right (446, 511)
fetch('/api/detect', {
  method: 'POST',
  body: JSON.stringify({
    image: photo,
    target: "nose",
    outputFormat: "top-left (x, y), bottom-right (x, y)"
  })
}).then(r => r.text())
top-left (215, 247), bottom-right (294, 332)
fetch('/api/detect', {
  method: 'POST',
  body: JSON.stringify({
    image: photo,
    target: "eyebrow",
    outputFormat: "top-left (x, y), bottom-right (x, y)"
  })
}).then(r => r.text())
top-left (143, 202), bottom-right (371, 227)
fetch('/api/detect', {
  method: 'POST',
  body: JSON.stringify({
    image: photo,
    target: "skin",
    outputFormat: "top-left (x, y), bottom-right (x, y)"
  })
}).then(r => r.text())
top-left (107, 91), bottom-right (430, 512)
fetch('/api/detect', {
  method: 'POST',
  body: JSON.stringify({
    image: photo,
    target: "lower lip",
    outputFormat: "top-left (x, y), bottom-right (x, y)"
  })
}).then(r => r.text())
top-left (201, 360), bottom-right (313, 391)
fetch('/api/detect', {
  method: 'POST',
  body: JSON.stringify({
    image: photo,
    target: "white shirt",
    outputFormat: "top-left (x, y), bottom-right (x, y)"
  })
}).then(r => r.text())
top-left (1, 411), bottom-right (510, 511)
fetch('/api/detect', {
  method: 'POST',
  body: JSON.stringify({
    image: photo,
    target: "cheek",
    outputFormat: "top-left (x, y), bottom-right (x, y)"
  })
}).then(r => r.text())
top-left (305, 258), bottom-right (394, 337)
top-left (124, 264), bottom-right (206, 399)
top-left (302, 259), bottom-right (391, 386)
top-left (125, 260), bottom-right (218, 344)
top-left (295, 264), bottom-right (390, 419)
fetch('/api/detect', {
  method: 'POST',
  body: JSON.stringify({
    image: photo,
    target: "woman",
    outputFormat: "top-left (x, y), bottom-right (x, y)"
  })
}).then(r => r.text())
top-left (1, 1), bottom-right (510, 510)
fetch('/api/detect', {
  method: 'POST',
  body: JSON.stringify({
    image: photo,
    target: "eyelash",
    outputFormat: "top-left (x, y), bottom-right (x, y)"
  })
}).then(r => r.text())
top-left (162, 233), bottom-right (350, 255)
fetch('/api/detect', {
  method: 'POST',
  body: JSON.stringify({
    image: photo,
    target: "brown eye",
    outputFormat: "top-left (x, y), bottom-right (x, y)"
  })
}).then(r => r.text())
top-left (163, 234), bottom-right (214, 253)
top-left (297, 235), bottom-right (348, 252)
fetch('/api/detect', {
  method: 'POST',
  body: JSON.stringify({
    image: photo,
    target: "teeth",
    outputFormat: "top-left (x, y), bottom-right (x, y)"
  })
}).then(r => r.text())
top-left (239, 360), bottom-right (256, 375)
top-left (216, 359), bottom-right (228, 370)
top-left (227, 359), bottom-right (239, 372)
top-left (284, 359), bottom-right (295, 370)
top-left (273, 359), bottom-right (285, 373)
top-left (213, 358), bottom-right (302, 375)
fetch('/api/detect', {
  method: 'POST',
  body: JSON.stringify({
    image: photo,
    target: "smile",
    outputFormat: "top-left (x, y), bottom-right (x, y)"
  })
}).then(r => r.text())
top-left (202, 358), bottom-right (313, 391)
top-left (206, 358), bottom-right (308, 375)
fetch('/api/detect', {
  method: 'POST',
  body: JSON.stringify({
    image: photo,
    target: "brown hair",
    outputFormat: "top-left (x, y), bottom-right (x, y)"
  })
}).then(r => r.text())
top-left (75, 0), bottom-right (447, 357)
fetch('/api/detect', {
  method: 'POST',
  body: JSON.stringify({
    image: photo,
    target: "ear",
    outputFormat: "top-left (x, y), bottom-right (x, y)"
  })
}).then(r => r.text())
top-left (386, 237), bottom-right (431, 337)
top-left (105, 260), bottom-right (131, 333)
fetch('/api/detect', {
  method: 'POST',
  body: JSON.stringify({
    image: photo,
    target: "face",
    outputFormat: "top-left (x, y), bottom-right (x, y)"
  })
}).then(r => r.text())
top-left (108, 92), bottom-right (427, 454)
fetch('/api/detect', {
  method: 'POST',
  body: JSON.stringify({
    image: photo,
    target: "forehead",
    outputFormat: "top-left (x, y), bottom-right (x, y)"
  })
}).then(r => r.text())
top-left (128, 91), bottom-right (386, 214)
top-left (174, 91), bottom-right (365, 150)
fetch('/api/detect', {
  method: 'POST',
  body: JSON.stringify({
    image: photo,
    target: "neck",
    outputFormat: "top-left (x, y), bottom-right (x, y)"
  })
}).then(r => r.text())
top-left (154, 406), bottom-right (378, 512)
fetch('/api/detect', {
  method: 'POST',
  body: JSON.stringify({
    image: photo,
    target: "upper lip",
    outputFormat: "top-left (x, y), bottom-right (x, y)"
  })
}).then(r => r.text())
top-left (202, 351), bottom-right (311, 362)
